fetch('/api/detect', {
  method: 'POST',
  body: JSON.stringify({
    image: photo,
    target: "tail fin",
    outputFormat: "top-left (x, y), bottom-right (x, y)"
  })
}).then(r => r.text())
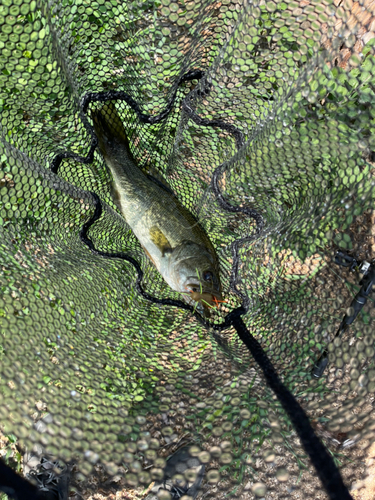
top-left (91, 102), bottom-right (134, 160)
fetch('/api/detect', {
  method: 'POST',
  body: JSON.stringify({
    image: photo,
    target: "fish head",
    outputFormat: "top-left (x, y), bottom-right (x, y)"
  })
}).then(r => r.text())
top-left (168, 242), bottom-right (222, 309)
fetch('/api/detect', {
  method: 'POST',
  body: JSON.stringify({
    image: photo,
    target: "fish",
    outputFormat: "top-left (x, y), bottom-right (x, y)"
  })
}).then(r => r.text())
top-left (91, 102), bottom-right (222, 316)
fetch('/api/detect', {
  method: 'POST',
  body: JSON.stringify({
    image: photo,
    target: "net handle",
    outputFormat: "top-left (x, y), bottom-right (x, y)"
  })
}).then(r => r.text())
top-left (231, 313), bottom-right (353, 500)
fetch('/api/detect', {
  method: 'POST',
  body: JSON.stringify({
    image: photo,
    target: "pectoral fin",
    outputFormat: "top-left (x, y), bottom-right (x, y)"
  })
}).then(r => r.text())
top-left (149, 226), bottom-right (172, 256)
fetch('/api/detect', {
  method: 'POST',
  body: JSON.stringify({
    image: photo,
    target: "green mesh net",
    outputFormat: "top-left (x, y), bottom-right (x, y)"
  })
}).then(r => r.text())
top-left (1, 0), bottom-right (375, 499)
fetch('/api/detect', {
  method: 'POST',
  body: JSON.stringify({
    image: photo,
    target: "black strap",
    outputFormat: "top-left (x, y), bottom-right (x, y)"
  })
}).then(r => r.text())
top-left (230, 314), bottom-right (353, 500)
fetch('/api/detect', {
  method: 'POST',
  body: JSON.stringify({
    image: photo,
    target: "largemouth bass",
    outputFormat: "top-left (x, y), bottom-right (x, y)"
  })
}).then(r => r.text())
top-left (91, 103), bottom-right (222, 314)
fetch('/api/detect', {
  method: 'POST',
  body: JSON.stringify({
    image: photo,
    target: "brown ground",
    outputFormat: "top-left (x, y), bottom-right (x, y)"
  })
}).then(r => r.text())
top-left (352, 442), bottom-right (375, 500)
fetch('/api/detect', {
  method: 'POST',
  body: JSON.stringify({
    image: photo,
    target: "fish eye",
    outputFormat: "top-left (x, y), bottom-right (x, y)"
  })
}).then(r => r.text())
top-left (203, 271), bottom-right (213, 282)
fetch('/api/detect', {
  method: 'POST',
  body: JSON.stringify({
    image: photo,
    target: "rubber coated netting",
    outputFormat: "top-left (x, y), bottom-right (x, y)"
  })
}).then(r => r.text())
top-left (1, 0), bottom-right (375, 499)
